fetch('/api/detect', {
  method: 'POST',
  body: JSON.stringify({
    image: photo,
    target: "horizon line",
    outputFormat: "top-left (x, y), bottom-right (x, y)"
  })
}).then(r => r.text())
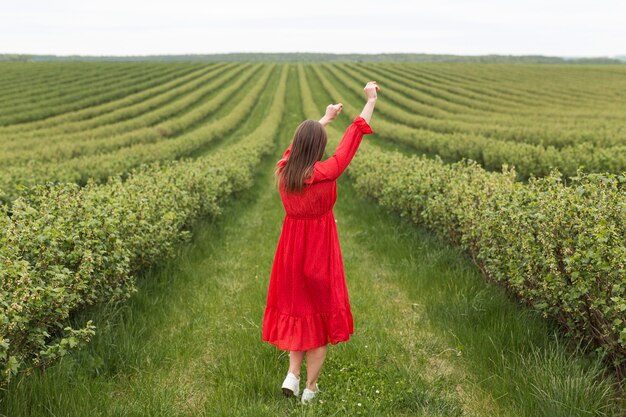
top-left (1, 51), bottom-right (625, 59)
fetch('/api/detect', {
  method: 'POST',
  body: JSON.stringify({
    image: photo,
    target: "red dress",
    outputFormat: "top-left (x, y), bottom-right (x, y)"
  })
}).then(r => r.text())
top-left (262, 116), bottom-right (374, 351)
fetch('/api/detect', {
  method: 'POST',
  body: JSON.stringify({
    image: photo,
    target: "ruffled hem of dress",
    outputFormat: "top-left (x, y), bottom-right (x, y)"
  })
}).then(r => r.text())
top-left (262, 304), bottom-right (354, 351)
top-left (353, 116), bottom-right (374, 134)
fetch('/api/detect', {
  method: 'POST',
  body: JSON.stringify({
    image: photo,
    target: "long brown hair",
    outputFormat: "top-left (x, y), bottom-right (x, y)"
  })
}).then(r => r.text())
top-left (275, 120), bottom-right (327, 193)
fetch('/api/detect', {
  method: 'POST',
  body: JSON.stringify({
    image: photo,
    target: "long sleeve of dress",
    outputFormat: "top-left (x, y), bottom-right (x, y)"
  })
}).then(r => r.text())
top-left (315, 116), bottom-right (374, 181)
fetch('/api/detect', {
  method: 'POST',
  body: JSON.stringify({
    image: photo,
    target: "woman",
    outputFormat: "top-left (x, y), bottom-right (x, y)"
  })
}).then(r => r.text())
top-left (262, 81), bottom-right (380, 404)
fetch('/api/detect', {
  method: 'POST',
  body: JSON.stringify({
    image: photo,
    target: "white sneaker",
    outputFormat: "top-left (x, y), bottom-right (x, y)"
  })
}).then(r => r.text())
top-left (281, 372), bottom-right (300, 397)
top-left (301, 383), bottom-right (319, 404)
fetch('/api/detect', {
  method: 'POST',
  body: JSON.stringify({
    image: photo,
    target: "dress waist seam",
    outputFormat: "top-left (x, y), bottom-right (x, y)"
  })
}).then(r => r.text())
top-left (285, 210), bottom-right (332, 220)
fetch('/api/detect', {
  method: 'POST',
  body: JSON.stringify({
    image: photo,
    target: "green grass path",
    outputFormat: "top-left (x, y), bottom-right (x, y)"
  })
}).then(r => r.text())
top-left (2, 66), bottom-right (623, 416)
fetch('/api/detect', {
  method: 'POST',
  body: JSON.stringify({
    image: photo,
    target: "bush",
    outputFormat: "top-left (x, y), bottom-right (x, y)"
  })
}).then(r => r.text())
top-left (0, 65), bottom-right (288, 386)
top-left (348, 146), bottom-right (626, 377)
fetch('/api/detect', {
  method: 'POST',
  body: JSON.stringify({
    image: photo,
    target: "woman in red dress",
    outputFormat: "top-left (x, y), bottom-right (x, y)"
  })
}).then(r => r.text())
top-left (262, 81), bottom-right (380, 403)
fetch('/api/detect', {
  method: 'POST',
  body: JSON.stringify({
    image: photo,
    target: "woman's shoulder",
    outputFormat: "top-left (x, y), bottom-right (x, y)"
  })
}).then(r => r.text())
top-left (304, 168), bottom-right (316, 185)
top-left (307, 161), bottom-right (336, 184)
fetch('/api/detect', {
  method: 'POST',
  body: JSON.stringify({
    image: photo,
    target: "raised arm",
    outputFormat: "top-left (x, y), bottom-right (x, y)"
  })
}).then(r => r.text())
top-left (316, 116), bottom-right (374, 180)
top-left (319, 103), bottom-right (343, 127)
top-left (279, 103), bottom-right (343, 162)
top-left (359, 81), bottom-right (379, 124)
top-left (280, 82), bottom-right (379, 178)
top-left (315, 81), bottom-right (379, 181)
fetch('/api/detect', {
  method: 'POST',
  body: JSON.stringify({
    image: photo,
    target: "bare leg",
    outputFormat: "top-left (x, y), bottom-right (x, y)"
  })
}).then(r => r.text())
top-left (305, 344), bottom-right (328, 391)
top-left (288, 350), bottom-right (305, 378)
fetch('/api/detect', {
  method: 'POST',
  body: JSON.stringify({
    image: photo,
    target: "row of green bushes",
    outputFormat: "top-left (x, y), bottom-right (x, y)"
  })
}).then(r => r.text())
top-left (372, 63), bottom-right (529, 113)
top-left (297, 62), bottom-right (626, 378)
top-left (0, 65), bottom-right (288, 387)
top-left (0, 63), bottom-right (148, 109)
top-left (325, 62), bottom-right (626, 149)
top-left (0, 62), bottom-right (82, 92)
top-left (348, 147), bottom-right (626, 376)
top-left (0, 63), bottom-right (191, 126)
top-left (376, 62), bottom-right (626, 127)
top-left (0, 63), bottom-right (250, 162)
top-left (389, 62), bottom-right (626, 113)
top-left (343, 63), bottom-right (626, 148)
top-left (0, 65), bottom-right (274, 203)
top-left (373, 63), bottom-right (536, 112)
top-left (311, 64), bottom-right (626, 179)
top-left (0, 63), bottom-right (226, 138)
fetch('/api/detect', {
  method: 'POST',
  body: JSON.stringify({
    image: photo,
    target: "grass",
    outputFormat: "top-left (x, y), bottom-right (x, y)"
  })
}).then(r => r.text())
top-left (1, 64), bottom-right (623, 416)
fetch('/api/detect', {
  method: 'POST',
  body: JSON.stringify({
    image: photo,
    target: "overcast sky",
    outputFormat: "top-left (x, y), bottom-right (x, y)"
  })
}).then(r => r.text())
top-left (1, 0), bottom-right (624, 57)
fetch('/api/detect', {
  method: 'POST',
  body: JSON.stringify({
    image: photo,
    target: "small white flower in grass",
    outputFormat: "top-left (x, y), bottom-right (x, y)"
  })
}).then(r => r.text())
top-left (376, 390), bottom-right (380, 394)
top-left (357, 403), bottom-right (362, 407)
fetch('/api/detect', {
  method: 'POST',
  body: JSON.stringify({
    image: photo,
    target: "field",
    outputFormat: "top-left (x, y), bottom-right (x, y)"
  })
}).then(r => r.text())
top-left (0, 61), bottom-right (625, 416)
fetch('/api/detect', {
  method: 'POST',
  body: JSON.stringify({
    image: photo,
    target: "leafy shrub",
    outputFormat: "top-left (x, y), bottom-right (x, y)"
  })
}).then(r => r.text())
top-left (348, 146), bottom-right (626, 377)
top-left (0, 65), bottom-right (288, 386)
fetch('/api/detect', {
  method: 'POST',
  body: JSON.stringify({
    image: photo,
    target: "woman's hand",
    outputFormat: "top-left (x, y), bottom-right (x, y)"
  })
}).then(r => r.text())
top-left (319, 103), bottom-right (343, 127)
top-left (364, 81), bottom-right (379, 101)
top-left (326, 103), bottom-right (343, 119)
top-left (359, 81), bottom-right (380, 124)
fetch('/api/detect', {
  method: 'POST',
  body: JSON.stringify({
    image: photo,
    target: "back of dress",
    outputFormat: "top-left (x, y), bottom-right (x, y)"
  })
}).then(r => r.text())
top-left (279, 179), bottom-right (337, 219)
top-left (276, 116), bottom-right (374, 219)
top-left (262, 115), bottom-right (374, 351)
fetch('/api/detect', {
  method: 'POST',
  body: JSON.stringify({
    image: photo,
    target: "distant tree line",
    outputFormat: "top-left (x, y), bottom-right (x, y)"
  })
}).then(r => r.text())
top-left (0, 52), bottom-right (624, 64)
